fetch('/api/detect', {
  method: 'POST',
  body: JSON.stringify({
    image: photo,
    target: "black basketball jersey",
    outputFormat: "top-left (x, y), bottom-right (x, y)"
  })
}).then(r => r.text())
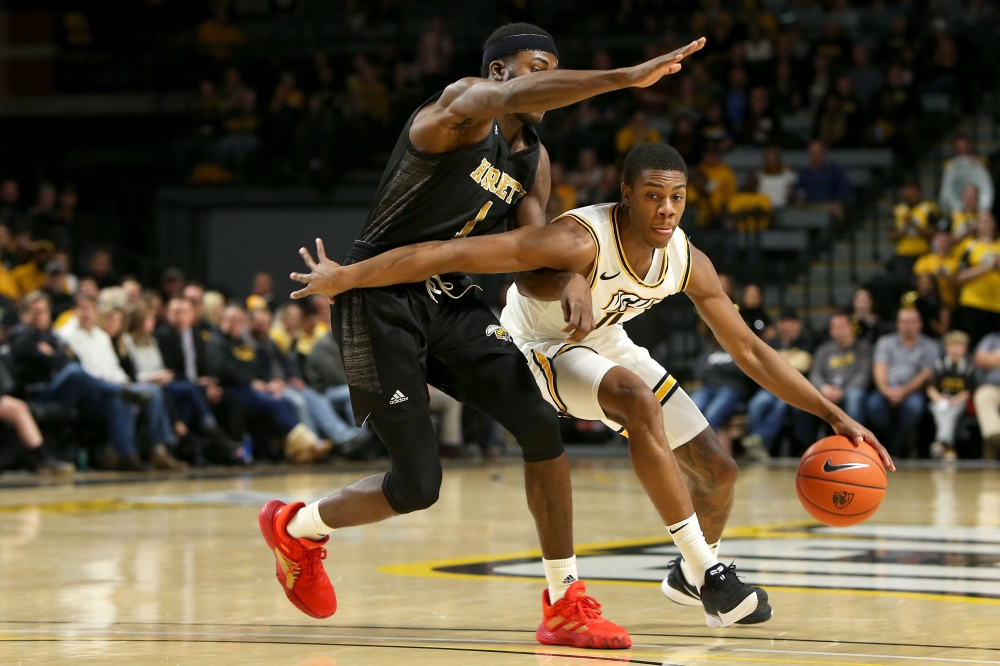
top-left (358, 91), bottom-right (541, 250)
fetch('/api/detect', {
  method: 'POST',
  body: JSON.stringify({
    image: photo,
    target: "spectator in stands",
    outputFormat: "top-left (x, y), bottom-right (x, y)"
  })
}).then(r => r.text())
top-left (547, 163), bottom-right (577, 220)
top-left (3, 389), bottom-right (74, 474)
top-left (690, 329), bottom-right (749, 436)
top-left (12, 239), bottom-right (53, 297)
top-left (216, 89), bottom-right (261, 175)
top-left (773, 59), bottom-right (804, 114)
top-left (914, 230), bottom-right (960, 311)
top-left (870, 64), bottom-right (919, 156)
top-left (793, 140), bottom-right (851, 218)
top-left (29, 183), bottom-right (65, 247)
top-left (973, 330), bottom-right (1000, 459)
top-left (911, 273), bottom-right (949, 339)
top-left (724, 67), bottom-right (750, 130)
top-left (209, 304), bottom-right (325, 463)
top-left (814, 76), bottom-right (866, 149)
top-left (739, 284), bottom-right (773, 339)
top-left (345, 55), bottom-right (390, 126)
top-left (429, 386), bottom-right (464, 456)
top-left (951, 184), bottom-right (980, 244)
top-left (121, 277), bottom-right (142, 306)
top-left (756, 146), bottom-right (797, 209)
top-left (813, 18), bottom-right (853, 69)
top-left (415, 16), bottom-right (452, 88)
top-left (698, 142), bottom-right (737, 218)
top-left (808, 310), bottom-right (871, 429)
top-left (888, 178), bottom-right (940, 276)
top-left (848, 44), bottom-right (883, 105)
top-left (251, 271), bottom-right (274, 307)
top-left (927, 330), bottom-right (974, 460)
top-left (0, 180), bottom-right (20, 225)
top-left (247, 307), bottom-right (366, 451)
top-left (727, 173), bottom-right (773, 233)
top-left (122, 302), bottom-right (238, 458)
top-left (669, 115), bottom-right (702, 166)
top-left (201, 291), bottom-right (225, 330)
top-left (217, 67), bottom-right (246, 115)
top-left (867, 307), bottom-right (939, 456)
top-left (806, 55), bottom-right (832, 113)
top-left (0, 225), bottom-right (19, 301)
top-left (304, 330), bottom-right (370, 455)
top-left (58, 295), bottom-right (186, 470)
top-left (954, 211), bottom-right (1000, 347)
top-left (10, 293), bottom-right (145, 470)
top-left (42, 259), bottom-right (74, 321)
top-left (736, 87), bottom-right (781, 147)
top-left (849, 288), bottom-right (884, 344)
top-left (614, 111), bottom-right (661, 164)
top-left (197, 7), bottom-right (246, 60)
top-left (698, 103), bottom-right (732, 151)
top-left (161, 267), bottom-right (185, 301)
top-left (568, 149), bottom-right (605, 207)
top-left (939, 136), bottom-right (994, 215)
top-left (85, 248), bottom-right (119, 289)
top-left (742, 308), bottom-right (813, 460)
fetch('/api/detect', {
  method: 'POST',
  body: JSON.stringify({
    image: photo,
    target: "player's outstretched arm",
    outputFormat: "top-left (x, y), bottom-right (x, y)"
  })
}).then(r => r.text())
top-left (289, 220), bottom-right (595, 300)
top-left (684, 246), bottom-right (896, 471)
top-left (436, 38), bottom-right (705, 121)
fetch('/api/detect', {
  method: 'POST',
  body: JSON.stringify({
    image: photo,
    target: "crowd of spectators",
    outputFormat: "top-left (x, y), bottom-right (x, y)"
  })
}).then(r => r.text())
top-left (689, 277), bottom-right (1000, 462)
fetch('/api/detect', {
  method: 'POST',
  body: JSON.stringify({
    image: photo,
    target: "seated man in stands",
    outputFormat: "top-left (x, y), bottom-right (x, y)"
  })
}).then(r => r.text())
top-left (973, 330), bottom-right (1000, 460)
top-left (9, 292), bottom-right (147, 470)
top-left (208, 304), bottom-right (326, 463)
top-left (804, 310), bottom-right (872, 440)
top-left (57, 294), bottom-right (186, 470)
top-left (866, 307), bottom-right (939, 456)
top-left (247, 306), bottom-right (368, 452)
top-left (689, 324), bottom-right (752, 454)
top-left (793, 139), bottom-right (852, 219)
top-left (741, 308), bottom-right (813, 459)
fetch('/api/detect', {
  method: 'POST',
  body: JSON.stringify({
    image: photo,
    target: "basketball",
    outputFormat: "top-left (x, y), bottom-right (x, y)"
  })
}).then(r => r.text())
top-left (796, 436), bottom-right (887, 527)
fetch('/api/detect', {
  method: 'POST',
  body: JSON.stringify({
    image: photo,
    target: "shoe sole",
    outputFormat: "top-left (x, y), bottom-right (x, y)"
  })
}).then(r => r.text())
top-left (661, 576), bottom-right (703, 607)
top-left (536, 623), bottom-right (631, 649)
top-left (736, 603), bottom-right (773, 625)
top-left (258, 500), bottom-right (334, 620)
top-left (705, 590), bottom-right (764, 628)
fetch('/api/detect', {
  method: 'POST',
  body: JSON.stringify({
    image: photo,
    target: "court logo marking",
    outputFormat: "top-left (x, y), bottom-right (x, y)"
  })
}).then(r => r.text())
top-left (381, 523), bottom-right (1000, 603)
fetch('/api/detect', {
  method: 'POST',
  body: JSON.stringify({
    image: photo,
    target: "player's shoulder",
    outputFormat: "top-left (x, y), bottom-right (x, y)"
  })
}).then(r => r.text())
top-left (557, 202), bottom-right (616, 228)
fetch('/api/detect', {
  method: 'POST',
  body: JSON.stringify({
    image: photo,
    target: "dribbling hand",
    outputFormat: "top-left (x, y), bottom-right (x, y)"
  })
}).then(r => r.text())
top-left (830, 415), bottom-right (896, 471)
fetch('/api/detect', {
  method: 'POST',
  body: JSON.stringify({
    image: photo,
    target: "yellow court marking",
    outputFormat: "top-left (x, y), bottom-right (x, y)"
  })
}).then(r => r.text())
top-left (379, 520), bottom-right (1000, 607)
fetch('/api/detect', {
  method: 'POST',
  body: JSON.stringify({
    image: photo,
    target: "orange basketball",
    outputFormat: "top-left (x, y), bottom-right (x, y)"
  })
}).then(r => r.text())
top-left (796, 435), bottom-right (887, 527)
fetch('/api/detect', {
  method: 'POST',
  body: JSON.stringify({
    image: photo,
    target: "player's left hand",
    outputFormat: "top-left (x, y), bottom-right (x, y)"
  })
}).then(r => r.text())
top-left (290, 238), bottom-right (346, 301)
top-left (830, 415), bottom-right (896, 472)
top-left (561, 273), bottom-right (595, 342)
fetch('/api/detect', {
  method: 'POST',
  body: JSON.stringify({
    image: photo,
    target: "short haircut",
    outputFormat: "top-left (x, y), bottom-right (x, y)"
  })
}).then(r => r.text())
top-left (481, 22), bottom-right (554, 77)
top-left (21, 291), bottom-right (49, 312)
top-left (622, 143), bottom-right (688, 187)
top-left (75, 292), bottom-right (97, 306)
top-left (944, 330), bottom-right (969, 346)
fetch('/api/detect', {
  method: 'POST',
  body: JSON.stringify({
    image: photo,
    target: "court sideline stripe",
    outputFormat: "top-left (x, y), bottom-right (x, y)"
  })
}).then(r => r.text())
top-left (1, 620), bottom-right (996, 654)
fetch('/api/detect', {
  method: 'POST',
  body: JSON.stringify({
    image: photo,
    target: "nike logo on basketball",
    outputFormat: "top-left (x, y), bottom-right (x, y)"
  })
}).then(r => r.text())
top-left (600, 271), bottom-right (621, 280)
top-left (822, 458), bottom-right (870, 473)
top-left (389, 390), bottom-right (408, 405)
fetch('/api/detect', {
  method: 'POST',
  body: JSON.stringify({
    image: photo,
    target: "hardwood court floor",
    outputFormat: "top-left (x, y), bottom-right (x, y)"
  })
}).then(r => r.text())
top-left (2, 459), bottom-right (1000, 665)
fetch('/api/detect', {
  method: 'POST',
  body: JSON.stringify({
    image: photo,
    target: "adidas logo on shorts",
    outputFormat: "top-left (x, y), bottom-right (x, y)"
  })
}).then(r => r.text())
top-left (389, 390), bottom-right (408, 405)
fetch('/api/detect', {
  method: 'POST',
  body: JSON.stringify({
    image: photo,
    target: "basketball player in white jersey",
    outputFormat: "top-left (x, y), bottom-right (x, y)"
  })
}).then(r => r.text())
top-left (289, 143), bottom-right (895, 627)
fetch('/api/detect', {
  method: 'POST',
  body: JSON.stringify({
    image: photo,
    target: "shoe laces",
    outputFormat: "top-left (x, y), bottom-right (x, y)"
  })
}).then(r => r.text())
top-left (558, 592), bottom-right (604, 622)
top-left (289, 546), bottom-right (327, 580)
top-left (713, 562), bottom-right (747, 591)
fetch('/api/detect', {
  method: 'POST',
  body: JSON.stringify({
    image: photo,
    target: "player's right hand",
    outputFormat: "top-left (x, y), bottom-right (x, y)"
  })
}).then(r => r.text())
top-left (561, 273), bottom-right (595, 343)
top-left (290, 238), bottom-right (346, 301)
top-left (624, 37), bottom-right (706, 89)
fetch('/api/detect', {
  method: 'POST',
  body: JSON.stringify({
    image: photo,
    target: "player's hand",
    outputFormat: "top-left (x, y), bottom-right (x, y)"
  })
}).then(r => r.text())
top-left (624, 38), bottom-right (706, 88)
top-left (291, 238), bottom-right (347, 301)
top-left (829, 414), bottom-right (896, 472)
top-left (561, 273), bottom-right (595, 343)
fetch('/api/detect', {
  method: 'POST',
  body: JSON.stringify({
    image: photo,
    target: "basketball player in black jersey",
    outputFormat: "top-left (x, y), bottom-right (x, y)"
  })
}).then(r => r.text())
top-left (259, 24), bottom-right (704, 648)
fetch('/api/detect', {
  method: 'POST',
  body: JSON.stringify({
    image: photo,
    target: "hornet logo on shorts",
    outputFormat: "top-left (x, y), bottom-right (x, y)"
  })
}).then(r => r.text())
top-left (486, 325), bottom-right (513, 342)
top-left (603, 290), bottom-right (661, 314)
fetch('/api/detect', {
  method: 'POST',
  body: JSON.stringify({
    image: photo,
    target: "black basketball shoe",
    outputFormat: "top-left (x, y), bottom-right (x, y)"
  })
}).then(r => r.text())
top-left (662, 557), bottom-right (772, 625)
top-left (700, 562), bottom-right (768, 628)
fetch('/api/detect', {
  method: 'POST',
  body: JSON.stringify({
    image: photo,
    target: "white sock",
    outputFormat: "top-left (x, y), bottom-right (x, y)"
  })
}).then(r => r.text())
top-left (682, 539), bottom-right (721, 587)
top-left (286, 501), bottom-right (335, 541)
top-left (543, 555), bottom-right (578, 603)
top-left (668, 514), bottom-right (719, 589)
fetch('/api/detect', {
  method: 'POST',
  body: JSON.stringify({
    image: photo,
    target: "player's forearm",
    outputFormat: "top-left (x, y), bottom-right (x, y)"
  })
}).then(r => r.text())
top-left (340, 240), bottom-right (521, 290)
top-left (736, 339), bottom-right (845, 422)
top-left (493, 69), bottom-right (630, 115)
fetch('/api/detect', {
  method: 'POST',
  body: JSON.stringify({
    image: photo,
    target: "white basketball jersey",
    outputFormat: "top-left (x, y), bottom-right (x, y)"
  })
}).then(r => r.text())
top-left (501, 202), bottom-right (692, 343)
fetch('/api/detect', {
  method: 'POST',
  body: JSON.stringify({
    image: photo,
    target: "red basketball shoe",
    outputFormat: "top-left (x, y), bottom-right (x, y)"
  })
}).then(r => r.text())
top-left (536, 581), bottom-right (631, 649)
top-left (258, 500), bottom-right (337, 618)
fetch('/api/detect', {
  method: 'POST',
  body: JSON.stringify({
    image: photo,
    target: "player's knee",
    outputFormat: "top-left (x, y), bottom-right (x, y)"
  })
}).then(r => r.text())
top-left (384, 466), bottom-right (442, 513)
top-left (613, 378), bottom-right (661, 430)
top-left (510, 399), bottom-right (563, 463)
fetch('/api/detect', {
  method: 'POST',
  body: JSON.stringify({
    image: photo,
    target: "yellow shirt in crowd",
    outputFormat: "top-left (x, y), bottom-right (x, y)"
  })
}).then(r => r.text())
top-left (951, 210), bottom-right (977, 241)
top-left (726, 192), bottom-right (772, 232)
top-left (912, 252), bottom-right (960, 309)
top-left (956, 237), bottom-right (1000, 313)
top-left (893, 201), bottom-right (939, 257)
top-left (270, 321), bottom-right (331, 356)
top-left (698, 162), bottom-right (737, 216)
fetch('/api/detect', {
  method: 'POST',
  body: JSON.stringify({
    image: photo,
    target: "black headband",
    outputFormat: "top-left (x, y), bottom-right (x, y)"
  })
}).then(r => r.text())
top-left (482, 34), bottom-right (558, 71)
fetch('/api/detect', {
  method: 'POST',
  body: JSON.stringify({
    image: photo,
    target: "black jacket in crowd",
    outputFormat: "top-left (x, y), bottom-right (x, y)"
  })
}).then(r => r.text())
top-left (155, 324), bottom-right (209, 380)
top-left (207, 331), bottom-right (260, 388)
top-left (8, 324), bottom-right (73, 394)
